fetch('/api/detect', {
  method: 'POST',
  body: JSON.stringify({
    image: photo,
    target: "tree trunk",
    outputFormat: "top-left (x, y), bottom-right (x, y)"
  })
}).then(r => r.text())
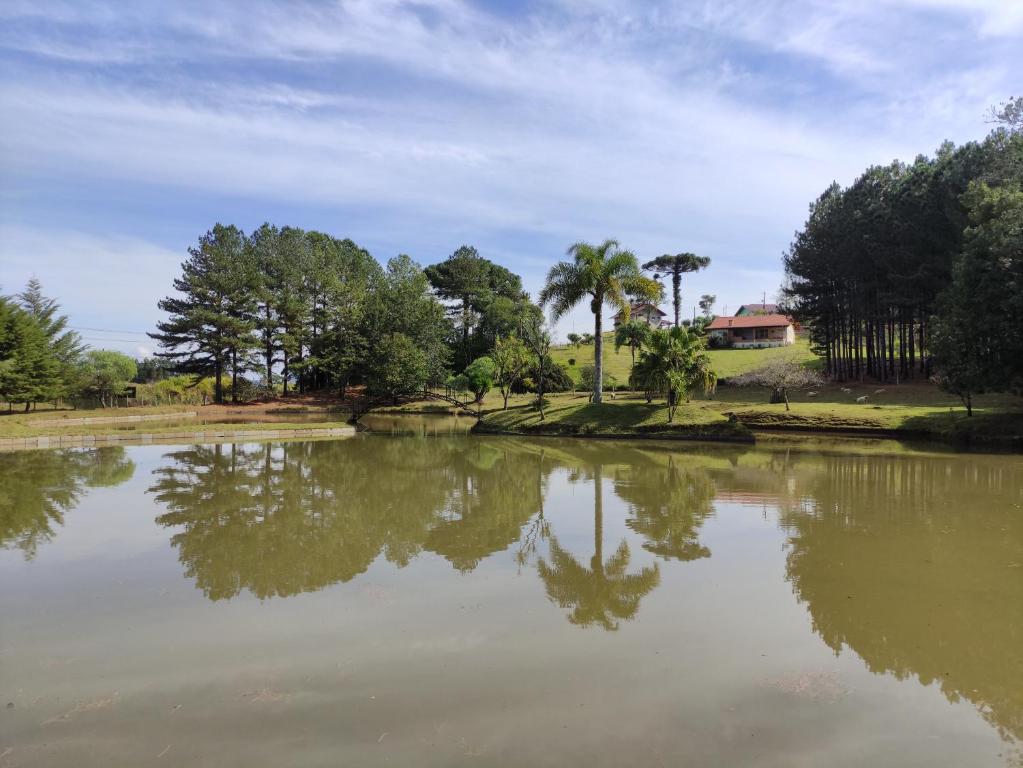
top-left (502, 388), bottom-right (509, 410)
top-left (965, 393), bottom-right (973, 417)
top-left (672, 268), bottom-right (681, 328)
top-left (231, 348), bottom-right (239, 404)
top-left (462, 295), bottom-right (471, 369)
top-left (592, 464), bottom-right (603, 571)
top-left (214, 356), bottom-right (224, 404)
top-left (264, 306), bottom-right (274, 389)
top-left (593, 299), bottom-right (604, 404)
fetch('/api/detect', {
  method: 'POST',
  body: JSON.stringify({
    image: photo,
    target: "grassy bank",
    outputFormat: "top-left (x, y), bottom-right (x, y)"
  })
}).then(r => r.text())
top-left (4, 383), bottom-right (1021, 449)
top-left (475, 398), bottom-right (754, 442)
top-left (476, 385), bottom-right (1023, 448)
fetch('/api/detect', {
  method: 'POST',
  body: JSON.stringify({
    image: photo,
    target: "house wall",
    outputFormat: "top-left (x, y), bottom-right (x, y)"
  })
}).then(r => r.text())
top-left (614, 308), bottom-right (664, 328)
top-left (710, 325), bottom-right (794, 348)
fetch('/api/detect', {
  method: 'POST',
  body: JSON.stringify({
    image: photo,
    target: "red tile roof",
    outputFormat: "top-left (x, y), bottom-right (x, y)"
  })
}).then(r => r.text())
top-left (707, 314), bottom-right (793, 330)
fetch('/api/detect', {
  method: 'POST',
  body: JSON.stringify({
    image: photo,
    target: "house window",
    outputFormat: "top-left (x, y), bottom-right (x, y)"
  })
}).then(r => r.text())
top-left (755, 328), bottom-right (769, 340)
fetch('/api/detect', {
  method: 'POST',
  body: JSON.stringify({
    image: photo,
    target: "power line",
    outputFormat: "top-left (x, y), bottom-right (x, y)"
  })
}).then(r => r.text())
top-left (71, 326), bottom-right (151, 335)
top-left (80, 337), bottom-right (151, 344)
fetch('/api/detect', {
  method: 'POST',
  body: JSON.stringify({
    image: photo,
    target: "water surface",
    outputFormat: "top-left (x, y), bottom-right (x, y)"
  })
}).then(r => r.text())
top-left (1, 434), bottom-right (1020, 767)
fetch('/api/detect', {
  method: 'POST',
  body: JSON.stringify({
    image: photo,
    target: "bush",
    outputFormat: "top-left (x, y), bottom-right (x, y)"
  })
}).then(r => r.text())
top-left (577, 364), bottom-right (613, 392)
top-left (567, 358), bottom-right (576, 366)
top-left (514, 361), bottom-right (574, 393)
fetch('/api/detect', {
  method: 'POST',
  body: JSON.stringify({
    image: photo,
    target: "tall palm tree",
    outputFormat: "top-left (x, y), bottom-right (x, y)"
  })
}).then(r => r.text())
top-left (632, 326), bottom-right (716, 422)
top-left (537, 465), bottom-right (660, 630)
top-left (642, 252), bottom-right (711, 328)
top-left (540, 240), bottom-right (659, 403)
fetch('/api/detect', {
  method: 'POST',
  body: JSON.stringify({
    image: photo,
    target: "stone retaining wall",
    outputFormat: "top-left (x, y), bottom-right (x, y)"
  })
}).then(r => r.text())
top-left (33, 411), bottom-right (199, 427)
top-left (0, 426), bottom-right (357, 452)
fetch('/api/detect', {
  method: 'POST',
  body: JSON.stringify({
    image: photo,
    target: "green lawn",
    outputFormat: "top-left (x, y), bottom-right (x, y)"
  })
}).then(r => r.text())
top-left (478, 384), bottom-right (1023, 448)
top-left (476, 395), bottom-right (753, 441)
top-left (552, 333), bottom-right (817, 385)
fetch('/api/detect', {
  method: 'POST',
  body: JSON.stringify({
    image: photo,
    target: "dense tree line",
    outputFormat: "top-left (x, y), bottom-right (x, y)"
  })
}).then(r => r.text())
top-left (784, 97), bottom-right (1022, 403)
top-left (151, 224), bottom-right (545, 404)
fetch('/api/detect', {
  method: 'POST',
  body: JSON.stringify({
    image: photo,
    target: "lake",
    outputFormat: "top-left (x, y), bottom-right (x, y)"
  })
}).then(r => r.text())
top-left (1, 431), bottom-right (1021, 767)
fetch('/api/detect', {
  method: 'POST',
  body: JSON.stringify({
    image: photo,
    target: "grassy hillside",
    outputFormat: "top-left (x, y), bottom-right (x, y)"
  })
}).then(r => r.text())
top-left (552, 333), bottom-right (817, 385)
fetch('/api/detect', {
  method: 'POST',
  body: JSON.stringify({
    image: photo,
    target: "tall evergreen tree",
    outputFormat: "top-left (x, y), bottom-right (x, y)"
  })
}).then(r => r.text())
top-left (150, 224), bottom-right (257, 404)
top-left (641, 253), bottom-right (710, 328)
top-left (425, 246), bottom-right (539, 368)
top-left (17, 278), bottom-right (83, 401)
top-left (0, 301), bottom-right (58, 411)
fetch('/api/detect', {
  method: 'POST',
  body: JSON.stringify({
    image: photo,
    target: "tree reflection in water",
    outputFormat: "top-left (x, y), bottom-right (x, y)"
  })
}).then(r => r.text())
top-left (147, 438), bottom-right (717, 633)
top-left (537, 463), bottom-right (660, 631)
top-left (776, 453), bottom-right (1023, 748)
top-left (0, 447), bottom-right (135, 559)
top-left (148, 438), bottom-right (550, 600)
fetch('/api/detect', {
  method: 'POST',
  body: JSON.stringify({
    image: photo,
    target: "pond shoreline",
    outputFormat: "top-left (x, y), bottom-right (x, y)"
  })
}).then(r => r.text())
top-left (0, 425), bottom-right (357, 452)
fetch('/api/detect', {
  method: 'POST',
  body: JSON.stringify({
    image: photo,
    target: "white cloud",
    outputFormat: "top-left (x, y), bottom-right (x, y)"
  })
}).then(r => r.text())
top-left (0, 0), bottom-right (1019, 335)
top-left (0, 226), bottom-right (181, 354)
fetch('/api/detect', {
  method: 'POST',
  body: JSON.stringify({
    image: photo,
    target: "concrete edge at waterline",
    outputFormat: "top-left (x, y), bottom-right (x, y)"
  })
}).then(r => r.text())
top-left (0, 426), bottom-right (358, 452)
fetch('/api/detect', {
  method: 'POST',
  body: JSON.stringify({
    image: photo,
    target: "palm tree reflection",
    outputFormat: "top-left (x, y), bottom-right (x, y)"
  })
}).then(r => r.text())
top-left (538, 464), bottom-right (660, 631)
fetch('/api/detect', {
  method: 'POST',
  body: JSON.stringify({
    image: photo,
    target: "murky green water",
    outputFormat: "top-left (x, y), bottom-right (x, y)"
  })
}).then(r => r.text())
top-left (1, 433), bottom-right (1021, 767)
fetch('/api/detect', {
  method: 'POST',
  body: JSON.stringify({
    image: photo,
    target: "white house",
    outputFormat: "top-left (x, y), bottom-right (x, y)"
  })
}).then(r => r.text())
top-left (706, 314), bottom-right (795, 348)
top-left (613, 302), bottom-right (669, 329)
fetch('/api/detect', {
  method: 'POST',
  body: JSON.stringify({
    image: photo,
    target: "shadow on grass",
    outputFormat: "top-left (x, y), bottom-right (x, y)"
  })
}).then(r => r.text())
top-left (901, 410), bottom-right (1023, 448)
top-left (477, 400), bottom-right (753, 442)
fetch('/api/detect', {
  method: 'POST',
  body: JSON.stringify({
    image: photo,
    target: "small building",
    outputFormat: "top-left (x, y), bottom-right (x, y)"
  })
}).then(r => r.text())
top-left (613, 302), bottom-right (669, 329)
top-left (706, 314), bottom-right (795, 348)
top-left (735, 303), bottom-right (778, 316)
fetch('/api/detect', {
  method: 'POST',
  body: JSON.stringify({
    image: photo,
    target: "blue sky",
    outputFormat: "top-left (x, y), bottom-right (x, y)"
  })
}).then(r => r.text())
top-left (1, 0), bottom-right (1020, 355)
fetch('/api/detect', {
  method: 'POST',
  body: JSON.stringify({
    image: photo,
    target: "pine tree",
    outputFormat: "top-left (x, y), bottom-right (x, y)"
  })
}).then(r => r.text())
top-left (150, 224), bottom-right (258, 404)
top-left (17, 278), bottom-right (83, 402)
top-left (0, 303), bottom-right (59, 410)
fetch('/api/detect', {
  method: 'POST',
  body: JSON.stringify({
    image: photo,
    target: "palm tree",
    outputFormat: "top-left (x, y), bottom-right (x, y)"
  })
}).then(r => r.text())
top-left (642, 253), bottom-right (711, 328)
top-left (632, 326), bottom-right (716, 422)
top-left (537, 465), bottom-right (660, 630)
top-left (540, 240), bottom-right (659, 403)
top-left (614, 319), bottom-right (651, 373)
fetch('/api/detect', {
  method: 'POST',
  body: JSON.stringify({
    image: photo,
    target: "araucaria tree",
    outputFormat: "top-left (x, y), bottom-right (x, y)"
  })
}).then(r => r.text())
top-left (540, 239), bottom-right (659, 403)
top-left (641, 253), bottom-right (711, 328)
top-left (150, 224), bottom-right (257, 404)
top-left (632, 326), bottom-right (716, 422)
top-left (732, 356), bottom-right (823, 411)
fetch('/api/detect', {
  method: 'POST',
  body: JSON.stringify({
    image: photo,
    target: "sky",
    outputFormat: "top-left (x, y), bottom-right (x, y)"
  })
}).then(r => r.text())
top-left (1, 0), bottom-right (1020, 356)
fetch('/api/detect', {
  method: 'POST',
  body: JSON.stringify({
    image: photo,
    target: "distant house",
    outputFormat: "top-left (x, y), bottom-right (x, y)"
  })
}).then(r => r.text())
top-left (613, 302), bottom-right (669, 329)
top-left (735, 303), bottom-right (779, 316)
top-left (706, 314), bottom-right (795, 348)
